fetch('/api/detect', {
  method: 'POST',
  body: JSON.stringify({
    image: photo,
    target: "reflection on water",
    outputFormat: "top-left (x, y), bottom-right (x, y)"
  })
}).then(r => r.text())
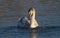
top-left (30, 29), bottom-right (37, 38)
top-left (0, 26), bottom-right (60, 38)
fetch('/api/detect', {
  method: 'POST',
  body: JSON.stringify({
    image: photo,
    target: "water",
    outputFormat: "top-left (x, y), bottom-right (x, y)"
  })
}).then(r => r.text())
top-left (0, 26), bottom-right (60, 38)
top-left (0, 0), bottom-right (60, 38)
top-left (0, 16), bottom-right (60, 38)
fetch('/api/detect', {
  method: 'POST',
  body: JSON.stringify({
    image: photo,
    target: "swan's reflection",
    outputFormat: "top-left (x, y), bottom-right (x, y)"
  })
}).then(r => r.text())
top-left (29, 29), bottom-right (37, 38)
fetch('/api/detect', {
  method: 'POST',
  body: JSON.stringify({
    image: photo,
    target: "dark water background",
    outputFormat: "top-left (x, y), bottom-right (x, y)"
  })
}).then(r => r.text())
top-left (0, 0), bottom-right (60, 38)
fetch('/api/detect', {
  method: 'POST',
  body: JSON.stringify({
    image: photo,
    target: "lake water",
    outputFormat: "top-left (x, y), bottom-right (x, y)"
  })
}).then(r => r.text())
top-left (0, 0), bottom-right (60, 38)
top-left (0, 16), bottom-right (60, 38)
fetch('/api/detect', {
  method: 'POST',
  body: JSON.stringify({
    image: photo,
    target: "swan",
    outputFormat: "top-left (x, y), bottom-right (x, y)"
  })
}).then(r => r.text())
top-left (18, 7), bottom-right (39, 29)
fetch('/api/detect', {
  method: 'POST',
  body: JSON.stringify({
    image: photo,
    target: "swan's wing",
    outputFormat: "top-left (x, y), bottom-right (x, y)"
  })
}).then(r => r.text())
top-left (18, 17), bottom-right (30, 27)
top-left (18, 17), bottom-right (26, 26)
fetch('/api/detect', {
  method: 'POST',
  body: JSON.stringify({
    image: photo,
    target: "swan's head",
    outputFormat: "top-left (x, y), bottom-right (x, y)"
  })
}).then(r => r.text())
top-left (28, 7), bottom-right (35, 18)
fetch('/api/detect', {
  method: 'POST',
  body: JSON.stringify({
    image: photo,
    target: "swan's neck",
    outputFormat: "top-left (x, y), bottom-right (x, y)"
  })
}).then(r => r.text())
top-left (31, 11), bottom-right (35, 19)
top-left (28, 7), bottom-right (38, 28)
top-left (30, 12), bottom-right (37, 28)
